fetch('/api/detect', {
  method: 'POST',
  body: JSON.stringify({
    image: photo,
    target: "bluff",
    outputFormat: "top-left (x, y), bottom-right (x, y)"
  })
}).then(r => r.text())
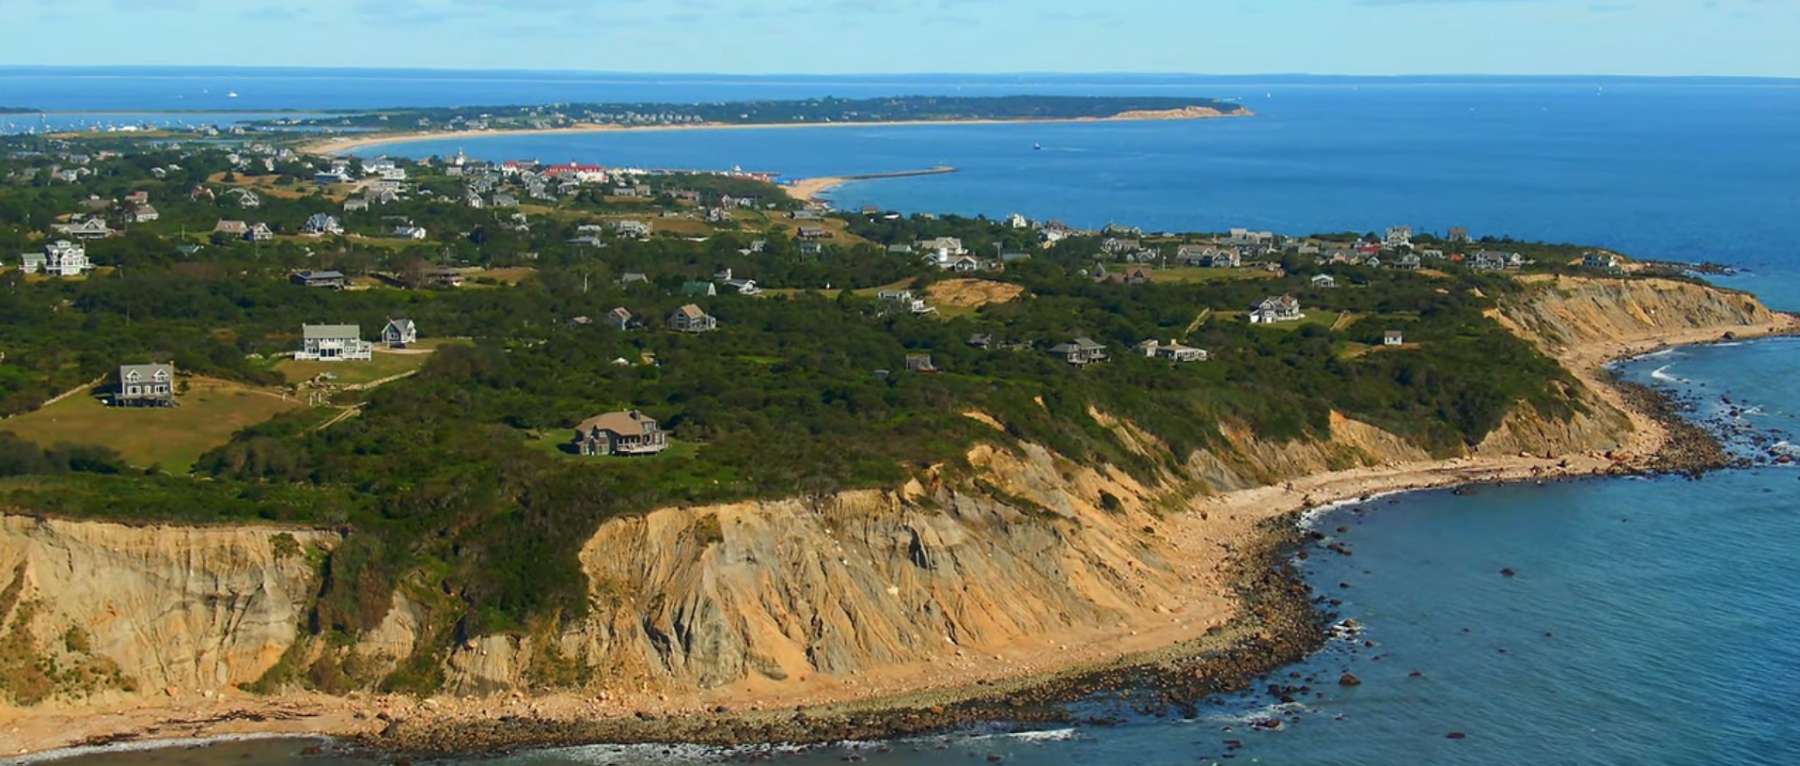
top-left (0, 277), bottom-right (1785, 710)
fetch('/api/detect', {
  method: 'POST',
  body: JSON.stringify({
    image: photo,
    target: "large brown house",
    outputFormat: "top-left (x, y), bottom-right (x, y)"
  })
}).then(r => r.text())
top-left (573, 410), bottom-right (669, 456)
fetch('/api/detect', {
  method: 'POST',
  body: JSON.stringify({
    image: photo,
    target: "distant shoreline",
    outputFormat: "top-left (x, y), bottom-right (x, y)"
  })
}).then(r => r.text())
top-left (300, 107), bottom-right (1253, 157)
top-left (786, 166), bottom-right (958, 202)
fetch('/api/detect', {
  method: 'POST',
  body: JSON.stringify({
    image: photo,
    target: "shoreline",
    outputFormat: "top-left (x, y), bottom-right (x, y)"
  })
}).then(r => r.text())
top-left (5, 316), bottom-right (1794, 761)
top-left (786, 166), bottom-right (957, 203)
top-left (297, 108), bottom-right (1253, 157)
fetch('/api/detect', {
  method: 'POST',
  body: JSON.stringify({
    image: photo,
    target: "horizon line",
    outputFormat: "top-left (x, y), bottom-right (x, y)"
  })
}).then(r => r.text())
top-left (1, 65), bottom-right (1797, 82)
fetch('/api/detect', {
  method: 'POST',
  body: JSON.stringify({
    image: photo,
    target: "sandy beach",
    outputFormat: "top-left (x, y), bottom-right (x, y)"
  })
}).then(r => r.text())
top-left (4, 311), bottom-right (1792, 760)
top-left (298, 107), bottom-right (1251, 158)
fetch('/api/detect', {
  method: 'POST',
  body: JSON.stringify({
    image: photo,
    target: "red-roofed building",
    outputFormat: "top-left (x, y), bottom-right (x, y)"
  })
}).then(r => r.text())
top-left (541, 162), bottom-right (608, 184)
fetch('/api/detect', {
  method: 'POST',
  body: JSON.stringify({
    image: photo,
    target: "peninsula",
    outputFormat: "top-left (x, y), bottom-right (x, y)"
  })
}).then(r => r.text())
top-left (286, 95), bottom-right (1251, 155)
top-left (0, 136), bottom-right (1790, 760)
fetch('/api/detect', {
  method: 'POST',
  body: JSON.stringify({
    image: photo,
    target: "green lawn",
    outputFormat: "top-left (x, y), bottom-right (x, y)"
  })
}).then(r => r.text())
top-left (0, 377), bottom-right (305, 472)
top-left (1149, 267), bottom-right (1280, 285)
top-left (273, 340), bottom-right (466, 387)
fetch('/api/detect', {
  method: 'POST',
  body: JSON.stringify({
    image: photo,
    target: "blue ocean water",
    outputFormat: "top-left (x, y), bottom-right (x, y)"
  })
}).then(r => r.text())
top-left (16, 70), bottom-right (1800, 765)
top-left (354, 78), bottom-right (1800, 305)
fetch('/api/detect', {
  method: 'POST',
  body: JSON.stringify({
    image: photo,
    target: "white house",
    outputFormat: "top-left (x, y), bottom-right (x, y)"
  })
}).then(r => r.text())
top-left (302, 213), bottom-right (344, 236)
top-left (19, 240), bottom-right (92, 277)
top-left (1138, 339), bottom-right (1208, 363)
top-left (1248, 295), bottom-right (1304, 325)
top-left (296, 324), bottom-right (374, 361)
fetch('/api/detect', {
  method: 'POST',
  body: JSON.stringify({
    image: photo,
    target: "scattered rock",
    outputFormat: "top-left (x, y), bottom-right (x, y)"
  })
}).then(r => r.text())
top-left (1338, 673), bottom-right (1362, 687)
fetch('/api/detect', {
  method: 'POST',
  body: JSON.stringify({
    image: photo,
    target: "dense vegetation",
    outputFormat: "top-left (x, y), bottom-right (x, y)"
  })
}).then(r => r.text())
top-left (0, 138), bottom-right (1613, 694)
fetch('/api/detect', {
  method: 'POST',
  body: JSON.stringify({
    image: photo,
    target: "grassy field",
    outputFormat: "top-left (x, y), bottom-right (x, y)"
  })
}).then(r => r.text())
top-left (0, 377), bottom-right (304, 472)
top-left (275, 346), bottom-right (438, 387)
top-left (1149, 267), bottom-right (1281, 285)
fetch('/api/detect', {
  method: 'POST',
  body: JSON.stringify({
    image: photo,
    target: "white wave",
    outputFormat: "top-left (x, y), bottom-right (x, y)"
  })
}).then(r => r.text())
top-left (1207, 701), bottom-right (1310, 725)
top-left (1711, 341), bottom-right (1747, 347)
top-left (1649, 364), bottom-right (1686, 384)
top-left (961, 727), bottom-right (1081, 743)
top-left (11, 734), bottom-right (326, 764)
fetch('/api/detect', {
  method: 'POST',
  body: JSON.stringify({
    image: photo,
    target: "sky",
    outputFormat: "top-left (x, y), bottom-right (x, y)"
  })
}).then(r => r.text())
top-left (2, 0), bottom-right (1797, 77)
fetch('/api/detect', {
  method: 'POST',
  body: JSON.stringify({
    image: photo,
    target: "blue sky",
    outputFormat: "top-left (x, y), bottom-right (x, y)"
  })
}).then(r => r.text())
top-left (4, 0), bottom-right (1796, 76)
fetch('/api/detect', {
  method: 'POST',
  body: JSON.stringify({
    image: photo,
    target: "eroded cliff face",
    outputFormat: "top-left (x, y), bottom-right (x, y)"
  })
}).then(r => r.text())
top-left (443, 441), bottom-right (1194, 694)
top-left (0, 516), bottom-right (334, 703)
top-left (1497, 275), bottom-right (1780, 354)
top-left (3, 276), bottom-right (1781, 707)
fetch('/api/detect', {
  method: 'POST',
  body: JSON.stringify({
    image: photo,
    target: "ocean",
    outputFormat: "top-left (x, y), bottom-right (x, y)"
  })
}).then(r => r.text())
top-left (14, 69), bottom-right (1800, 765)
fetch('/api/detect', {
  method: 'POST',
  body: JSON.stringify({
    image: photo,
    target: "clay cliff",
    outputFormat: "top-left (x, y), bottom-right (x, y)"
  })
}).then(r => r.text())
top-left (0, 276), bottom-right (1784, 710)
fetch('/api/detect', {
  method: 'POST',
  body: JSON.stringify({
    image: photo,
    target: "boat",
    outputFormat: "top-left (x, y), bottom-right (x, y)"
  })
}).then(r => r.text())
top-left (1033, 142), bottom-right (1042, 151)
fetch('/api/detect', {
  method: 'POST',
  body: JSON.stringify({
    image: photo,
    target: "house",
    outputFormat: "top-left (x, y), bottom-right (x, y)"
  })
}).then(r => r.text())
top-left (116, 363), bottom-right (175, 407)
top-left (131, 204), bottom-right (160, 223)
top-left (1583, 252), bottom-right (1622, 271)
top-left (246, 223), bottom-right (275, 242)
top-left (423, 267), bottom-right (465, 289)
top-left (572, 410), bottom-right (669, 457)
top-left (1385, 226), bottom-right (1413, 247)
top-left (53, 217), bottom-right (115, 240)
top-left (1448, 226), bottom-right (1471, 243)
top-left (613, 220), bottom-right (652, 238)
top-left (190, 185), bottom-right (216, 202)
top-left (1006, 213), bottom-right (1030, 229)
top-left (314, 168), bottom-right (353, 185)
top-left (668, 304), bottom-right (717, 333)
top-left (1137, 339), bottom-right (1208, 363)
top-left (1248, 295), bottom-right (1304, 324)
top-left (1392, 253), bottom-right (1422, 270)
top-left (1470, 250), bottom-right (1517, 272)
top-left (921, 236), bottom-right (966, 256)
top-left (291, 270), bottom-right (348, 289)
top-left (382, 319), bottom-right (418, 348)
top-left (617, 272), bottom-right (650, 287)
top-left (1384, 331), bottom-right (1405, 347)
top-left (225, 188), bottom-right (261, 208)
top-left (1049, 337), bottom-right (1109, 366)
top-left (1311, 274), bottom-right (1338, 289)
top-left (1100, 238), bottom-right (1142, 256)
top-left (722, 278), bottom-right (761, 296)
top-left (296, 324), bottom-right (373, 361)
top-left (214, 220), bottom-right (249, 237)
top-left (393, 225), bottom-right (428, 240)
top-left (905, 353), bottom-right (938, 373)
top-left (19, 240), bottom-right (92, 277)
top-left (607, 307), bottom-right (634, 330)
top-left (682, 281), bottom-right (718, 298)
top-left (797, 227), bottom-right (830, 240)
top-left (797, 241), bottom-right (825, 256)
top-left (344, 198), bottom-right (370, 213)
top-left (302, 213), bottom-right (344, 236)
top-left (1114, 266), bottom-right (1153, 285)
